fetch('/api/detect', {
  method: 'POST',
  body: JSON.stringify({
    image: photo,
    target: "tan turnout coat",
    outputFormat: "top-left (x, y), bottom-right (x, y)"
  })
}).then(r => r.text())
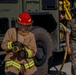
top-left (1, 28), bottom-right (37, 74)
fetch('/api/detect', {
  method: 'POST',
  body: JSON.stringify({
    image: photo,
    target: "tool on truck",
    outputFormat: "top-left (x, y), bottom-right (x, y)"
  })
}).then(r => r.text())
top-left (0, 0), bottom-right (75, 75)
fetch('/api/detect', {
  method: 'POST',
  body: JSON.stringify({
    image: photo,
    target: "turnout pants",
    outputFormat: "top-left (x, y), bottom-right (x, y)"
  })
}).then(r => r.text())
top-left (5, 66), bottom-right (37, 75)
top-left (5, 60), bottom-right (37, 75)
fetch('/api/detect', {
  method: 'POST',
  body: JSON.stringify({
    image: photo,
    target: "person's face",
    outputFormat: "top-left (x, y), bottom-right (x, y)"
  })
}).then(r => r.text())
top-left (18, 23), bottom-right (30, 32)
top-left (59, 13), bottom-right (65, 21)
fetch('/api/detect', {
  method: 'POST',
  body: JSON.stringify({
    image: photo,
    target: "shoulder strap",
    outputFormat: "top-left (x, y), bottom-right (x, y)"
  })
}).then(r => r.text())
top-left (15, 28), bottom-right (18, 41)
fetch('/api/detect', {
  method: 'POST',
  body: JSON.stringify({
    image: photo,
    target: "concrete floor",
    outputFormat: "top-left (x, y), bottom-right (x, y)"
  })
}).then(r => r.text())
top-left (50, 62), bottom-right (71, 75)
top-left (49, 51), bottom-right (71, 75)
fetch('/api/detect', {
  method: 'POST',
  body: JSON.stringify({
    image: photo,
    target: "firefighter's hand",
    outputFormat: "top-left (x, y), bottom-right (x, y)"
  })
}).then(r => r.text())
top-left (19, 50), bottom-right (28, 58)
top-left (12, 41), bottom-right (24, 52)
top-left (12, 41), bottom-right (24, 48)
top-left (67, 47), bottom-right (71, 55)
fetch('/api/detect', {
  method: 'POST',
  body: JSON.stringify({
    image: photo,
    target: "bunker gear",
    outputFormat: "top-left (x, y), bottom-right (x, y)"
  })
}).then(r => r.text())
top-left (1, 28), bottom-right (37, 75)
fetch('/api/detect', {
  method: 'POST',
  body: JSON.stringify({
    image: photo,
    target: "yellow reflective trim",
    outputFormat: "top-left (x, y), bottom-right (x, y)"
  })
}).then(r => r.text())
top-left (12, 61), bottom-right (21, 69)
top-left (18, 17), bottom-right (21, 21)
top-left (28, 19), bottom-right (31, 22)
top-left (24, 60), bottom-right (35, 69)
top-left (29, 60), bottom-right (34, 65)
top-left (8, 42), bottom-right (12, 50)
top-left (5, 61), bottom-right (21, 69)
top-left (5, 60), bottom-right (35, 70)
top-left (25, 47), bottom-right (33, 58)
top-left (25, 64), bottom-right (30, 69)
top-left (29, 60), bottom-right (34, 64)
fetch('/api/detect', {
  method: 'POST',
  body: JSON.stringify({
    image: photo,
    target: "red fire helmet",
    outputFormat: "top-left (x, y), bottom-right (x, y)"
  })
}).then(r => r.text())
top-left (17, 12), bottom-right (32, 25)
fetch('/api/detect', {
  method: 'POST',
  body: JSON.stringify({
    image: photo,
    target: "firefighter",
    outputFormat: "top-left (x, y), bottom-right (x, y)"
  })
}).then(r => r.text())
top-left (1, 12), bottom-right (37, 75)
top-left (66, 17), bottom-right (76, 75)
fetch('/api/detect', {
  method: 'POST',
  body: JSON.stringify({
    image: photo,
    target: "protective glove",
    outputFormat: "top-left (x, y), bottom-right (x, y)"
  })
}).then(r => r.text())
top-left (12, 41), bottom-right (24, 47)
top-left (18, 50), bottom-right (28, 58)
top-left (12, 41), bottom-right (24, 52)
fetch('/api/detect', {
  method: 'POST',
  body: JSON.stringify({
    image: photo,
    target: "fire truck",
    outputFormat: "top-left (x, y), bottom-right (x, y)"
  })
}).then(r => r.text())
top-left (0, 0), bottom-right (75, 75)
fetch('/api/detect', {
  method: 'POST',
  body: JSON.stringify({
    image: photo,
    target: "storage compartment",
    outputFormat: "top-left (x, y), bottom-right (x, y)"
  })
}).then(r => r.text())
top-left (26, 1), bottom-right (40, 12)
top-left (42, 0), bottom-right (57, 10)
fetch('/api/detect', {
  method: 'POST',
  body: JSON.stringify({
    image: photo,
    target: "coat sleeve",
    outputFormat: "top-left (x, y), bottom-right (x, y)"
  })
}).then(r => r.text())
top-left (27, 33), bottom-right (37, 57)
top-left (1, 29), bottom-right (12, 51)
